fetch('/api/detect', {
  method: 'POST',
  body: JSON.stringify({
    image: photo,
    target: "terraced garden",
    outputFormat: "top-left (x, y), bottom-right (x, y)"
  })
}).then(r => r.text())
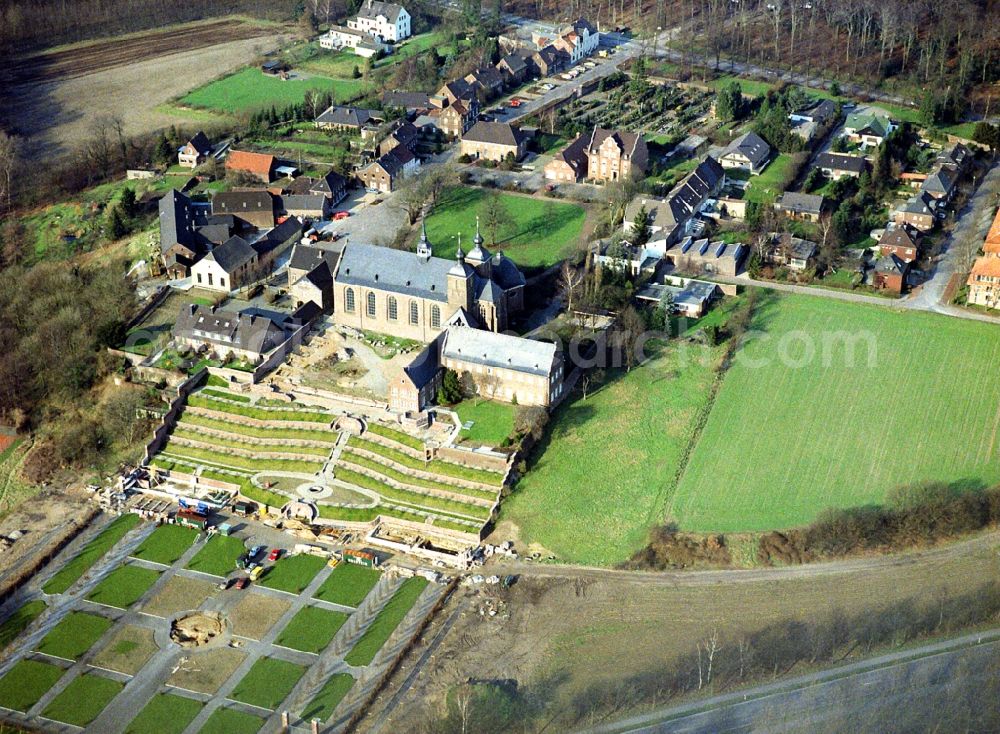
top-left (150, 387), bottom-right (508, 536)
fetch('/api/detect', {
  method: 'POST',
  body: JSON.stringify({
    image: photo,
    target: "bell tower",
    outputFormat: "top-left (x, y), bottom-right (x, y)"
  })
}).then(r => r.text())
top-left (447, 234), bottom-right (473, 312)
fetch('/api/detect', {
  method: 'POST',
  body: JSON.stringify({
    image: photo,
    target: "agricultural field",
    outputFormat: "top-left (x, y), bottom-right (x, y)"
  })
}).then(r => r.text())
top-left (671, 295), bottom-right (1000, 531)
top-left (424, 188), bottom-right (587, 270)
top-left (314, 563), bottom-right (382, 607)
top-left (345, 577), bottom-right (429, 666)
top-left (229, 657), bottom-right (307, 710)
top-left (43, 514), bottom-right (141, 595)
top-left (258, 553), bottom-right (326, 594)
top-left (180, 67), bottom-right (364, 114)
top-left (274, 606), bottom-right (349, 654)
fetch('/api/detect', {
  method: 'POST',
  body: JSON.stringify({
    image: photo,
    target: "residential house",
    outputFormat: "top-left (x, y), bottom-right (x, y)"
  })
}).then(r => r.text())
top-left (358, 146), bottom-right (419, 192)
top-left (158, 189), bottom-right (202, 278)
top-left (177, 132), bottom-right (212, 168)
top-left (527, 45), bottom-right (568, 77)
top-left (435, 79), bottom-right (475, 106)
top-left (771, 233), bottom-right (818, 271)
top-left (377, 121), bottom-right (420, 157)
top-left (464, 67), bottom-right (505, 100)
top-left (967, 257), bottom-right (1000, 309)
top-left (347, 0), bottom-right (410, 42)
top-left (278, 194), bottom-right (328, 220)
top-left (496, 52), bottom-right (529, 85)
top-left (844, 112), bottom-right (894, 147)
top-left (636, 279), bottom-right (720, 318)
top-left (543, 133), bottom-right (588, 183)
top-left (225, 150), bottom-right (276, 183)
top-left (894, 191), bottom-right (938, 232)
top-left (718, 131), bottom-right (772, 174)
top-left (814, 152), bottom-right (868, 180)
top-left (920, 165), bottom-right (958, 203)
top-left (585, 127), bottom-right (649, 183)
top-left (308, 170), bottom-right (349, 205)
top-left (623, 195), bottom-right (688, 248)
top-left (211, 190), bottom-right (275, 230)
top-left (937, 142), bottom-right (972, 173)
top-left (775, 192), bottom-right (826, 222)
top-left (315, 106), bottom-right (382, 136)
top-left (332, 227), bottom-right (525, 341)
top-left (593, 238), bottom-right (665, 277)
top-left (288, 242), bottom-right (341, 311)
top-left (389, 340), bottom-right (442, 413)
top-left (173, 304), bottom-right (289, 362)
top-left (435, 98), bottom-right (477, 139)
top-left (789, 98), bottom-right (838, 125)
top-left (872, 253), bottom-right (910, 294)
top-left (191, 218), bottom-right (302, 292)
top-left (554, 18), bottom-right (599, 64)
top-left (440, 325), bottom-right (563, 407)
top-left (460, 122), bottom-right (529, 162)
top-left (878, 226), bottom-right (922, 263)
top-left (382, 90), bottom-right (431, 112)
top-left (665, 236), bottom-right (747, 277)
top-left (318, 26), bottom-right (387, 58)
top-left (984, 208), bottom-right (1000, 256)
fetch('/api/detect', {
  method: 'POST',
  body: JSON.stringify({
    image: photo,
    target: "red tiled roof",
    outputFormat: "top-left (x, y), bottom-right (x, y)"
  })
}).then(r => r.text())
top-left (225, 150), bottom-right (275, 177)
top-left (985, 208), bottom-right (1000, 253)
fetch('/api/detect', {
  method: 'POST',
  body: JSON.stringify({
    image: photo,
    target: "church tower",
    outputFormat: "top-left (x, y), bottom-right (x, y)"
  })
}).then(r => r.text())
top-left (466, 217), bottom-right (492, 277)
top-left (447, 235), bottom-right (474, 313)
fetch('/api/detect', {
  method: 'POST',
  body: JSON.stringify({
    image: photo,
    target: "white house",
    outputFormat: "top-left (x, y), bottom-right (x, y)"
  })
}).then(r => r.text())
top-left (348, 0), bottom-right (411, 43)
top-left (557, 18), bottom-right (600, 64)
top-left (319, 26), bottom-right (388, 58)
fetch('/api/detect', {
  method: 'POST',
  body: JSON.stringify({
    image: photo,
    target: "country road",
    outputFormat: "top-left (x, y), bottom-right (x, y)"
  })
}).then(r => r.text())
top-left (580, 627), bottom-right (1000, 734)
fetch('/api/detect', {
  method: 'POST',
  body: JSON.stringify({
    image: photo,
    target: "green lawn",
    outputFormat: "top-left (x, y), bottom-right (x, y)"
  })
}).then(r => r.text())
top-left (125, 692), bottom-right (203, 734)
top-left (313, 563), bottom-right (381, 607)
top-left (500, 338), bottom-right (723, 566)
top-left (671, 294), bottom-right (1000, 532)
top-left (454, 399), bottom-right (515, 447)
top-left (274, 605), bottom-right (349, 653)
top-left (425, 187), bottom-right (587, 269)
top-left (86, 565), bottom-right (161, 608)
top-left (229, 657), bottom-right (307, 710)
top-left (42, 673), bottom-right (123, 726)
top-left (344, 577), bottom-right (428, 667)
top-left (258, 554), bottom-right (327, 594)
top-left (0, 600), bottom-right (46, 648)
top-left (744, 153), bottom-right (796, 204)
top-left (130, 524), bottom-right (198, 565)
top-left (301, 673), bottom-right (355, 722)
top-left (186, 535), bottom-right (247, 577)
top-left (35, 611), bottom-right (113, 660)
top-left (199, 706), bottom-right (265, 734)
top-left (43, 514), bottom-right (141, 595)
top-left (0, 659), bottom-right (64, 712)
top-left (180, 67), bottom-right (364, 113)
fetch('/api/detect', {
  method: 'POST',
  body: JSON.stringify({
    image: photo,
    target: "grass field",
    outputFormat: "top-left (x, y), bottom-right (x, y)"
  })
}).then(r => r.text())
top-left (301, 673), bottom-right (355, 721)
top-left (130, 524), bottom-right (197, 565)
top-left (744, 153), bottom-right (796, 204)
top-left (181, 67), bottom-right (364, 113)
top-left (0, 659), bottom-right (64, 712)
top-left (671, 294), bottom-right (1000, 531)
top-left (275, 605), bottom-right (349, 654)
top-left (43, 514), bottom-right (140, 595)
top-left (0, 600), bottom-right (47, 648)
top-left (500, 338), bottom-right (723, 566)
top-left (425, 187), bottom-right (587, 269)
top-left (36, 611), bottom-right (113, 660)
top-left (454, 399), bottom-right (515, 447)
top-left (41, 673), bottom-right (123, 726)
top-left (125, 692), bottom-right (203, 734)
top-left (86, 565), bottom-right (161, 608)
top-left (313, 563), bottom-right (381, 607)
top-left (344, 577), bottom-right (428, 667)
top-left (200, 706), bottom-right (265, 734)
top-left (186, 535), bottom-right (246, 577)
top-left (229, 657), bottom-right (307, 710)
top-left (91, 625), bottom-right (157, 675)
top-left (258, 554), bottom-right (327, 594)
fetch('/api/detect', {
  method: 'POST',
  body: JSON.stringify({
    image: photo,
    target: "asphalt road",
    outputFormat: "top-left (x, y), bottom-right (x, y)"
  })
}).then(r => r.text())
top-left (580, 627), bottom-right (1000, 734)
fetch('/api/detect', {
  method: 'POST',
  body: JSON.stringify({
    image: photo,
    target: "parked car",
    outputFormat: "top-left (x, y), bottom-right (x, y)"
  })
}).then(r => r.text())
top-left (268, 548), bottom-right (282, 562)
top-left (248, 545), bottom-right (265, 559)
top-left (249, 565), bottom-right (266, 582)
top-left (234, 577), bottom-right (250, 590)
top-left (333, 210), bottom-right (350, 220)
top-left (510, 98), bottom-right (522, 107)
top-left (217, 578), bottom-right (232, 591)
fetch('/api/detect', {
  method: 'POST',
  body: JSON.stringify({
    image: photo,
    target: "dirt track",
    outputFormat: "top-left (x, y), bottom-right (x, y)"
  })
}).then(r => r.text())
top-left (4, 19), bottom-right (273, 83)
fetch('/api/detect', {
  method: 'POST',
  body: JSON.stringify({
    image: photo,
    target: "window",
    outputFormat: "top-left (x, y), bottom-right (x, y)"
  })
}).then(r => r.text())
top-left (345, 288), bottom-right (356, 312)
top-left (388, 296), bottom-right (398, 321)
top-left (220, 278), bottom-right (226, 289)
top-left (431, 305), bottom-right (441, 329)
top-left (409, 301), bottom-right (419, 324)
top-left (367, 291), bottom-right (376, 317)
top-left (197, 274), bottom-right (202, 284)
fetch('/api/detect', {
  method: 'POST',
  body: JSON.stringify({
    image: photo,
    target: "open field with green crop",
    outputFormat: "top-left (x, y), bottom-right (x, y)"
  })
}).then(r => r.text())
top-left (258, 554), bottom-right (326, 594)
top-left (0, 660), bottom-right (64, 712)
top-left (186, 535), bottom-right (246, 577)
top-left (230, 657), bottom-right (307, 710)
top-left (314, 563), bottom-right (381, 607)
top-left (500, 337), bottom-right (723, 566)
top-left (43, 515), bottom-right (140, 594)
top-left (41, 673), bottom-right (124, 726)
top-left (275, 605), bottom-right (349, 654)
top-left (301, 673), bottom-right (355, 721)
top-left (180, 67), bottom-right (364, 113)
top-left (86, 565), bottom-right (161, 608)
top-left (345, 577), bottom-right (428, 666)
top-left (671, 295), bottom-right (1000, 531)
top-left (35, 611), bottom-right (113, 660)
top-left (0, 601), bottom-right (46, 648)
top-left (130, 524), bottom-right (197, 565)
top-left (425, 188), bottom-right (587, 269)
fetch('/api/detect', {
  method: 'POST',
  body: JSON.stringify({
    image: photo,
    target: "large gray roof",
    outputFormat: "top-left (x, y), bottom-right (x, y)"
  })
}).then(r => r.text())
top-left (777, 192), bottom-right (825, 215)
top-left (441, 326), bottom-right (558, 377)
top-left (206, 236), bottom-right (255, 272)
top-left (316, 105), bottom-right (378, 128)
top-left (462, 121), bottom-right (527, 147)
top-left (721, 131), bottom-right (772, 168)
top-left (356, 0), bottom-right (406, 23)
top-left (159, 189), bottom-right (197, 254)
top-left (336, 242), bottom-right (455, 302)
top-left (173, 304), bottom-right (286, 356)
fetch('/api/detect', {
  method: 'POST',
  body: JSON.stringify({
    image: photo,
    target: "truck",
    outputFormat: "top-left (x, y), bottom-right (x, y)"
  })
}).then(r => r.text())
top-left (232, 500), bottom-right (257, 516)
top-left (177, 509), bottom-right (209, 530)
top-left (344, 549), bottom-right (380, 568)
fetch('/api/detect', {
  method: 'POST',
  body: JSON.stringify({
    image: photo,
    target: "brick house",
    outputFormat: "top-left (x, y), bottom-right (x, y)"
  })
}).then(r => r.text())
top-left (436, 98), bottom-right (477, 139)
top-left (358, 146), bottom-right (419, 192)
top-left (894, 192), bottom-right (938, 232)
top-left (872, 253), bottom-right (910, 294)
top-left (585, 128), bottom-right (649, 183)
top-left (496, 52), bottom-right (529, 85)
top-left (211, 190), bottom-right (275, 230)
top-left (460, 122), bottom-right (529, 162)
top-left (878, 226), bottom-right (922, 263)
top-left (544, 133), bottom-right (588, 182)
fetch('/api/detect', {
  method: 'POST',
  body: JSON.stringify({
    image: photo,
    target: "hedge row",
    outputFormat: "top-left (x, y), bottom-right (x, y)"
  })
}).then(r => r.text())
top-left (161, 440), bottom-right (324, 474)
top-left (365, 423), bottom-right (424, 451)
top-left (341, 446), bottom-right (494, 501)
top-left (349, 436), bottom-right (502, 487)
top-left (172, 428), bottom-right (333, 457)
top-left (178, 414), bottom-right (338, 442)
top-left (187, 395), bottom-right (330, 423)
top-left (335, 467), bottom-right (489, 522)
